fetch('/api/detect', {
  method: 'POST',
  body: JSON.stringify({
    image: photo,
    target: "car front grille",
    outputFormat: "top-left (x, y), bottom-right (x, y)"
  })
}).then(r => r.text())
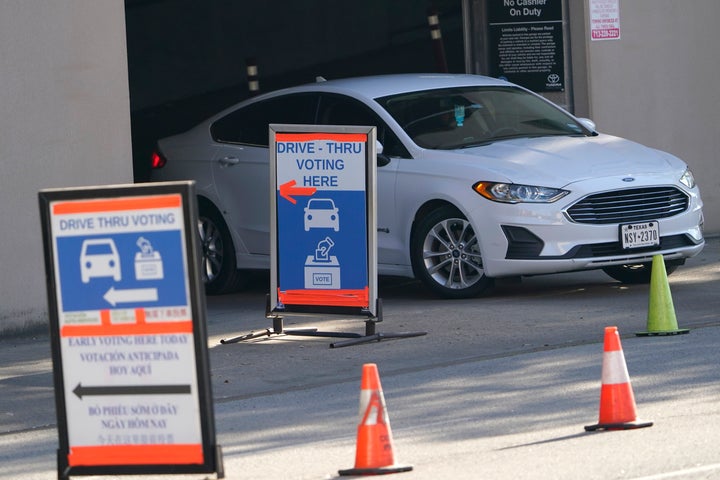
top-left (504, 230), bottom-right (697, 260)
top-left (573, 234), bottom-right (696, 258)
top-left (566, 187), bottom-right (689, 224)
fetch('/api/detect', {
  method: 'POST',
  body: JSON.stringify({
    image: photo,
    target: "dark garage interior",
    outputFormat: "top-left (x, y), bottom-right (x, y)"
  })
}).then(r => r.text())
top-left (125, 0), bottom-right (465, 182)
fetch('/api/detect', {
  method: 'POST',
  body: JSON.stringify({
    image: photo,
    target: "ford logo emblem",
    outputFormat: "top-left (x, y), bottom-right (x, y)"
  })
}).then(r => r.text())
top-left (622, 177), bottom-right (635, 182)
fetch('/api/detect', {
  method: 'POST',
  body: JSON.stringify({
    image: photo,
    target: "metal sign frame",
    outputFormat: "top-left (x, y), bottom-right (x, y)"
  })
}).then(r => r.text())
top-left (269, 124), bottom-right (378, 318)
top-left (38, 181), bottom-right (223, 479)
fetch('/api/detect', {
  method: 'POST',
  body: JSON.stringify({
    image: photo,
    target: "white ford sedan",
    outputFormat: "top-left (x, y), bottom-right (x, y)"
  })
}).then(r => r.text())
top-left (150, 74), bottom-right (704, 298)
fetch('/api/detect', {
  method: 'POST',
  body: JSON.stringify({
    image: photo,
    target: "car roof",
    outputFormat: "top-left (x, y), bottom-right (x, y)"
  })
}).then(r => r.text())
top-left (201, 74), bottom-right (517, 127)
top-left (261, 74), bottom-right (513, 101)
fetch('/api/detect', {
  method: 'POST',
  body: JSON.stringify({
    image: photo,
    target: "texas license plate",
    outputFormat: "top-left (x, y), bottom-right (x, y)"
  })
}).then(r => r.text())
top-left (621, 221), bottom-right (660, 249)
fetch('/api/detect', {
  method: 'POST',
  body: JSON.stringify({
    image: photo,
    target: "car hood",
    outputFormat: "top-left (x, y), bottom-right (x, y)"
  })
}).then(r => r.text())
top-left (426, 134), bottom-right (686, 187)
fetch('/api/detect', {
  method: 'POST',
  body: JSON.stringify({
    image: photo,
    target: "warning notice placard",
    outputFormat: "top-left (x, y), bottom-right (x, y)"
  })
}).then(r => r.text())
top-left (487, 0), bottom-right (565, 92)
top-left (589, 0), bottom-right (621, 41)
top-left (39, 182), bottom-right (222, 478)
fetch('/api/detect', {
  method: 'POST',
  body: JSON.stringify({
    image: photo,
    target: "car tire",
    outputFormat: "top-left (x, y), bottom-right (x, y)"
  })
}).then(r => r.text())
top-left (602, 259), bottom-right (681, 284)
top-left (410, 205), bottom-right (493, 299)
top-left (197, 201), bottom-right (247, 295)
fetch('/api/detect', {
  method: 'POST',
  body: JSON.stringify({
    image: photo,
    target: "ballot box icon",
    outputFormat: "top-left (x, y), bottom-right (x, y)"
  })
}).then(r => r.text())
top-left (134, 237), bottom-right (164, 280)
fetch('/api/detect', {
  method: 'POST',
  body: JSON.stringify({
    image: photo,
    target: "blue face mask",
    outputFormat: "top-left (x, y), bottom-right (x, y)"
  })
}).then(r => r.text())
top-left (454, 105), bottom-right (465, 127)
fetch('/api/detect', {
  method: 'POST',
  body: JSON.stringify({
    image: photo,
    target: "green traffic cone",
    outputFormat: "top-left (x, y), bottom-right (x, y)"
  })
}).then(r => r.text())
top-left (636, 255), bottom-right (689, 336)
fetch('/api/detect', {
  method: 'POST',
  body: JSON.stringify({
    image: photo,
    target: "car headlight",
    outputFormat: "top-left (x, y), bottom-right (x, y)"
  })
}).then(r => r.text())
top-left (472, 181), bottom-right (569, 203)
top-left (679, 168), bottom-right (696, 189)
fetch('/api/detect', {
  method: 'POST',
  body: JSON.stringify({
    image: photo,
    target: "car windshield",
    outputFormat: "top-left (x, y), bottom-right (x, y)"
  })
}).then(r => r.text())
top-left (308, 199), bottom-right (335, 210)
top-left (377, 86), bottom-right (588, 150)
top-left (84, 243), bottom-right (114, 255)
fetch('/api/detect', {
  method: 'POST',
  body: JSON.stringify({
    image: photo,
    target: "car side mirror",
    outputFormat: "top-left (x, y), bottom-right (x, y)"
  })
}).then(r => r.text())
top-left (578, 118), bottom-right (597, 133)
top-left (376, 140), bottom-right (391, 167)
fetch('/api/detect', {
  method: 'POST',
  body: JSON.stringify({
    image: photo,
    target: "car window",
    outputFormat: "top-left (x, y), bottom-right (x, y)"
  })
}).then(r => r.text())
top-left (377, 86), bottom-right (587, 150)
top-left (308, 199), bottom-right (335, 210)
top-left (317, 94), bottom-right (411, 158)
top-left (84, 243), bottom-right (114, 255)
top-left (211, 93), bottom-right (319, 146)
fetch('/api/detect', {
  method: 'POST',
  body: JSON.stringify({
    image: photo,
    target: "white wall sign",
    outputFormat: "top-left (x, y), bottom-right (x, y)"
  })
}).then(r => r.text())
top-left (590, 0), bottom-right (621, 41)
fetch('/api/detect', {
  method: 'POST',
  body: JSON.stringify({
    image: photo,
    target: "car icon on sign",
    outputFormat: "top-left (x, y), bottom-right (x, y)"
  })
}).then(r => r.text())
top-left (304, 198), bottom-right (340, 231)
top-left (80, 238), bottom-right (121, 283)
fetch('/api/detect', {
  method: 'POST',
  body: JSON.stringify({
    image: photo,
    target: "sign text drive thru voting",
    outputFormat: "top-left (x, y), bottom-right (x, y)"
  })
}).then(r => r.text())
top-left (38, 181), bottom-right (223, 479)
top-left (269, 125), bottom-right (378, 318)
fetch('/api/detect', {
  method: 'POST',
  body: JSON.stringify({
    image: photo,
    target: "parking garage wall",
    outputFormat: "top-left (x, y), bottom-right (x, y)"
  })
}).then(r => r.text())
top-left (582, 0), bottom-right (719, 234)
top-left (0, 1), bottom-right (133, 334)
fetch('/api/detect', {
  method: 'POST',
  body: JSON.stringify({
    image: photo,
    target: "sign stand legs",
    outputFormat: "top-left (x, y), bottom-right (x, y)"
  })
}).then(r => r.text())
top-left (220, 297), bottom-right (426, 348)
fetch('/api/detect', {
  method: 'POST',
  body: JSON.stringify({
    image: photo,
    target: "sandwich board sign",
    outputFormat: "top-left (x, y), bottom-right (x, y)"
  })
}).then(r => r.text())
top-left (38, 181), bottom-right (223, 479)
top-left (269, 124), bottom-right (378, 318)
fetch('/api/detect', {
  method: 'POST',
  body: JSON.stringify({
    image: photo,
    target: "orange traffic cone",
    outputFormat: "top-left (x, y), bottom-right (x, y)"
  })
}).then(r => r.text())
top-left (585, 326), bottom-right (653, 431)
top-left (339, 364), bottom-right (412, 476)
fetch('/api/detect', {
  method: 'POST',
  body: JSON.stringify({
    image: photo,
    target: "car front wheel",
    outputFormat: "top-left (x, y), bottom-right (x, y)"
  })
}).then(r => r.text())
top-left (410, 205), bottom-right (493, 299)
top-left (197, 202), bottom-right (246, 295)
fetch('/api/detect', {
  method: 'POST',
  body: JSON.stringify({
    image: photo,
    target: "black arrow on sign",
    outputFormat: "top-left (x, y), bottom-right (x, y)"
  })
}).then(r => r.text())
top-left (73, 383), bottom-right (191, 399)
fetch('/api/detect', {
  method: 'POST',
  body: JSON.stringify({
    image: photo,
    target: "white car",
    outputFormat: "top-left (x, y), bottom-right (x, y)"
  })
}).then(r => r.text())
top-left (150, 74), bottom-right (704, 298)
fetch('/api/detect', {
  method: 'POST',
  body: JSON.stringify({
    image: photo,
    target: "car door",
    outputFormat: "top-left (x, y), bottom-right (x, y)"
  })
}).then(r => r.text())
top-left (316, 94), bottom-right (410, 266)
top-left (209, 93), bottom-right (320, 256)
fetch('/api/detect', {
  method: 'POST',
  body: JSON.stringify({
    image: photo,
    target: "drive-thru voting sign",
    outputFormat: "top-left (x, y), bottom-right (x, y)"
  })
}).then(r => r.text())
top-left (219, 125), bottom-right (423, 347)
top-left (38, 181), bottom-right (223, 479)
top-left (269, 125), bottom-right (378, 317)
